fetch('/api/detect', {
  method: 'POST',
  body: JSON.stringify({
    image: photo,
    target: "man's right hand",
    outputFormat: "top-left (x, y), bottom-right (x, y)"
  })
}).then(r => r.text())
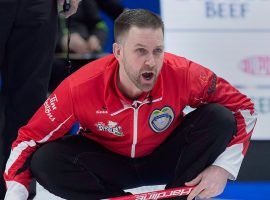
top-left (185, 165), bottom-right (230, 200)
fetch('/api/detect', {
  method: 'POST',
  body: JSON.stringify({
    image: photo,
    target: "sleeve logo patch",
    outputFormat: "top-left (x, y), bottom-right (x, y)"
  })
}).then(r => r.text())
top-left (44, 94), bottom-right (58, 122)
top-left (149, 106), bottom-right (174, 133)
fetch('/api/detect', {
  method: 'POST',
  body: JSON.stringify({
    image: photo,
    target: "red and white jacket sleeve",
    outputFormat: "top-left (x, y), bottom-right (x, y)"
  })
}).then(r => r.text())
top-left (4, 79), bottom-right (76, 200)
top-left (186, 60), bottom-right (257, 180)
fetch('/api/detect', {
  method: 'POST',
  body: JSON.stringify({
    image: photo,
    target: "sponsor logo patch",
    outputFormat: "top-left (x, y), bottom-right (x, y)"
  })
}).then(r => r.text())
top-left (44, 94), bottom-right (58, 122)
top-left (149, 106), bottom-right (174, 133)
top-left (95, 121), bottom-right (124, 136)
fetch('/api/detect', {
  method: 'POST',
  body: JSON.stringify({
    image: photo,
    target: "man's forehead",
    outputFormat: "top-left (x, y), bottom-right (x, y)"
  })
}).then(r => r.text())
top-left (126, 27), bottom-right (163, 44)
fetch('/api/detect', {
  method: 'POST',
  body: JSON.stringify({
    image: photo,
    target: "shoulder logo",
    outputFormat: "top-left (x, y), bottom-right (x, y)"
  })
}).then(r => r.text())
top-left (96, 110), bottom-right (108, 114)
top-left (95, 121), bottom-right (124, 136)
top-left (96, 106), bottom-right (108, 114)
top-left (149, 106), bottom-right (174, 133)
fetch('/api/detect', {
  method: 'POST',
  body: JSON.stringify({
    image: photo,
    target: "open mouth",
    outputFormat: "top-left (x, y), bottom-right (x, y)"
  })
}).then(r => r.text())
top-left (142, 72), bottom-right (154, 81)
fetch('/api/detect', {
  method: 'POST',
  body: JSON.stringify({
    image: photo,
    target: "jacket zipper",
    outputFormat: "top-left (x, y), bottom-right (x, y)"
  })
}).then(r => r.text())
top-left (111, 97), bottom-right (163, 158)
top-left (130, 97), bottom-right (162, 158)
top-left (131, 106), bottom-right (138, 157)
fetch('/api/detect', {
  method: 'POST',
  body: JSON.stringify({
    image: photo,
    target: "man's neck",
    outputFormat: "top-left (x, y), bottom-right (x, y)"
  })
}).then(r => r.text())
top-left (117, 78), bottom-right (142, 100)
top-left (117, 69), bottom-right (142, 100)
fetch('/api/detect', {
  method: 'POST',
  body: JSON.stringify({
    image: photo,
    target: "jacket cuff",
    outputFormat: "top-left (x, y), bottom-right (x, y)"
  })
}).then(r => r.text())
top-left (5, 181), bottom-right (29, 200)
top-left (212, 143), bottom-right (245, 180)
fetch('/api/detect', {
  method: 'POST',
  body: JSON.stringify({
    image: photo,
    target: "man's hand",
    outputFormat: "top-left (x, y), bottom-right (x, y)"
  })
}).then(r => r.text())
top-left (58, 0), bottom-right (81, 18)
top-left (185, 165), bottom-right (231, 200)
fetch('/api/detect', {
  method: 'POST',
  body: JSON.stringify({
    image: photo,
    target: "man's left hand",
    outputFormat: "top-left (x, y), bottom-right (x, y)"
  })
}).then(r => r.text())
top-left (185, 165), bottom-right (231, 200)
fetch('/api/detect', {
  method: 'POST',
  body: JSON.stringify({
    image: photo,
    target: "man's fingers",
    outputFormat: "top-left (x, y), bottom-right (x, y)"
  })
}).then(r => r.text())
top-left (186, 174), bottom-right (204, 200)
top-left (191, 183), bottom-right (224, 200)
top-left (196, 188), bottom-right (212, 199)
top-left (187, 184), bottom-right (206, 200)
top-left (185, 174), bottom-right (202, 186)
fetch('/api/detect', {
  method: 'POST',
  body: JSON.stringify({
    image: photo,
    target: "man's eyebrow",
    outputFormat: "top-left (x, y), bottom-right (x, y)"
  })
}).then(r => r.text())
top-left (155, 45), bottom-right (164, 49)
top-left (134, 43), bottom-right (164, 48)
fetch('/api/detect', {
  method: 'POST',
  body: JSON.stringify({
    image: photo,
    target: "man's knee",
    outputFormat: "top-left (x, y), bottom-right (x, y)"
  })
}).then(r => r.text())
top-left (31, 142), bottom-right (64, 184)
top-left (205, 103), bottom-right (235, 127)
top-left (201, 103), bottom-right (237, 138)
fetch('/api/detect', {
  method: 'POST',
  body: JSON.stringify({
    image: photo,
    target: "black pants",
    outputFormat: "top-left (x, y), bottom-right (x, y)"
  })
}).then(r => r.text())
top-left (0, 0), bottom-right (58, 197)
top-left (31, 104), bottom-right (237, 200)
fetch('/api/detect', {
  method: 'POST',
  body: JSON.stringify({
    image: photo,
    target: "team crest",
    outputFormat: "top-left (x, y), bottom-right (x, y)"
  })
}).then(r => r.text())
top-left (149, 106), bottom-right (174, 133)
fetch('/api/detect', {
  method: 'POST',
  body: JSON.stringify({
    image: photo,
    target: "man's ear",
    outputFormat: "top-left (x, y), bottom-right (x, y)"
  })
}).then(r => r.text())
top-left (113, 43), bottom-right (121, 60)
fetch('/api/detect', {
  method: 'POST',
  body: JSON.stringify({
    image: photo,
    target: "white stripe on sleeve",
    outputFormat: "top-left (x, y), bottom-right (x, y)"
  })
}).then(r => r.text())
top-left (240, 110), bottom-right (257, 134)
top-left (37, 115), bottom-right (73, 143)
top-left (5, 115), bottom-right (73, 174)
top-left (5, 181), bottom-right (28, 200)
top-left (5, 140), bottom-right (36, 174)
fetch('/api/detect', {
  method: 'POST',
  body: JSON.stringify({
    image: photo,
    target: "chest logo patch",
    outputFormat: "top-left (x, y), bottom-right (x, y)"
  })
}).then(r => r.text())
top-left (96, 121), bottom-right (124, 137)
top-left (149, 106), bottom-right (174, 133)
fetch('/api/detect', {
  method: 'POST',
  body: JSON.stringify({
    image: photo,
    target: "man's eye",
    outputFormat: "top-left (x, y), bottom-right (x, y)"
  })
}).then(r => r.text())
top-left (154, 48), bottom-right (163, 54)
top-left (137, 48), bottom-right (147, 54)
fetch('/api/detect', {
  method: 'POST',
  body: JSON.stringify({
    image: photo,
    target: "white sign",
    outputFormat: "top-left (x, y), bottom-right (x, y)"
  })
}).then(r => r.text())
top-left (160, 0), bottom-right (270, 139)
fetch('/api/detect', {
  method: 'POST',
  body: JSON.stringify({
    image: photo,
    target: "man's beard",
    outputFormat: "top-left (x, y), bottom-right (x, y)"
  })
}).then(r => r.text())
top-left (124, 63), bottom-right (157, 92)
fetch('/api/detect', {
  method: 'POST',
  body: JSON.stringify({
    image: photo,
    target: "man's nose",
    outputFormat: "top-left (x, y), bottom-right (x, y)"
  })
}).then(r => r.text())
top-left (145, 54), bottom-right (156, 67)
